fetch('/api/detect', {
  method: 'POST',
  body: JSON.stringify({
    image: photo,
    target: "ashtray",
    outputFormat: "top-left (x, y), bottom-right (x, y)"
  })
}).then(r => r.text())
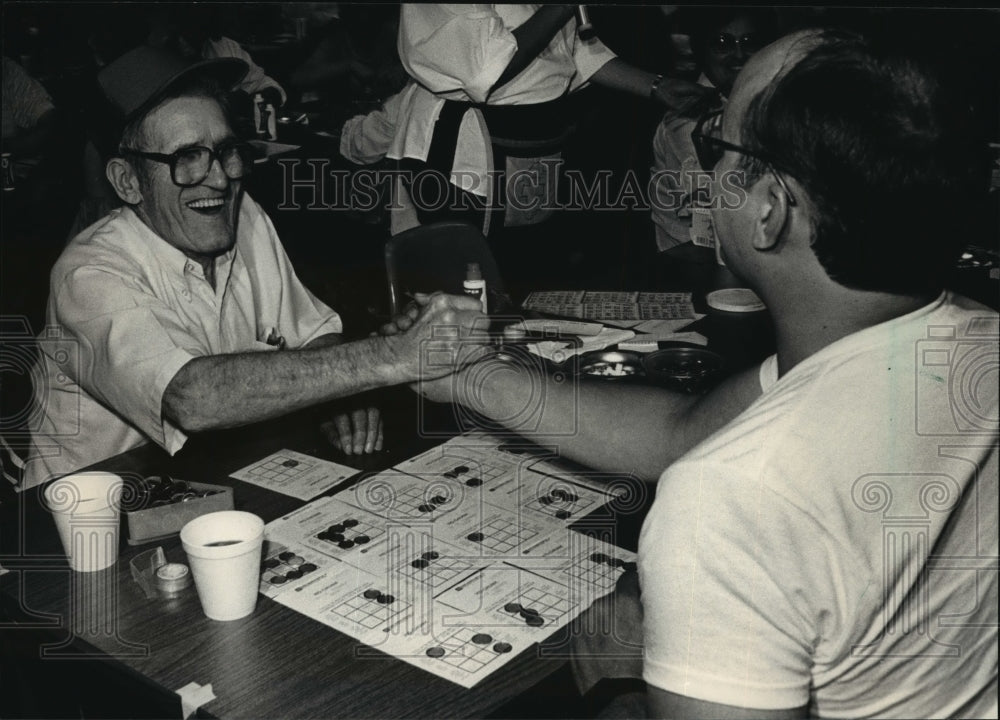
top-left (643, 347), bottom-right (725, 393)
top-left (576, 350), bottom-right (644, 379)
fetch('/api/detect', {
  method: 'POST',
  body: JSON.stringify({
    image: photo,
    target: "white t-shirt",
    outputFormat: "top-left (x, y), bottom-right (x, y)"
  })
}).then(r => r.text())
top-left (389, 4), bottom-right (616, 196)
top-left (639, 291), bottom-right (998, 717)
top-left (24, 196), bottom-right (341, 488)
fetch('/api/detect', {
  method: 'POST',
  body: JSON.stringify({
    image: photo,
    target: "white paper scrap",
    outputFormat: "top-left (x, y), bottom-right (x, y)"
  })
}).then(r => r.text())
top-left (176, 681), bottom-right (215, 720)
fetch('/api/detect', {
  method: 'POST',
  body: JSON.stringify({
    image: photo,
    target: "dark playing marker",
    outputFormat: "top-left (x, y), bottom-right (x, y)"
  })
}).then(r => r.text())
top-left (354, 534), bottom-right (371, 544)
top-left (338, 539), bottom-right (355, 549)
top-left (300, 563), bottom-right (317, 573)
top-left (471, 633), bottom-right (492, 645)
top-left (467, 532), bottom-right (484, 542)
top-left (285, 569), bottom-right (303, 580)
top-left (454, 465), bottom-right (469, 474)
top-left (493, 642), bottom-right (513, 654)
top-left (417, 504), bottom-right (435, 513)
top-left (422, 551), bottom-right (440, 560)
top-left (504, 602), bottom-right (522, 614)
top-left (590, 553), bottom-right (608, 564)
top-left (555, 510), bottom-right (572, 520)
top-left (330, 533), bottom-right (345, 542)
top-left (378, 594), bottom-right (395, 605)
top-left (431, 495), bottom-right (448, 505)
top-left (411, 558), bottom-right (429, 569)
top-left (316, 531), bottom-right (330, 541)
top-left (329, 523), bottom-right (345, 534)
top-left (519, 607), bottom-right (539, 618)
top-left (465, 478), bottom-right (482, 487)
top-left (282, 459), bottom-right (299, 467)
top-left (263, 558), bottom-right (280, 569)
top-left (443, 472), bottom-right (457, 479)
top-left (525, 615), bottom-right (544, 627)
top-left (550, 488), bottom-right (566, 500)
top-left (270, 575), bottom-right (287, 585)
top-left (363, 588), bottom-right (381, 599)
top-left (539, 496), bottom-right (554, 506)
top-left (426, 647), bottom-right (445, 658)
top-left (278, 551), bottom-right (295, 561)
top-left (343, 518), bottom-right (359, 528)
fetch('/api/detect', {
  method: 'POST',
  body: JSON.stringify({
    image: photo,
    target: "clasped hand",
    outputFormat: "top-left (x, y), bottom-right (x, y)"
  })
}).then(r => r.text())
top-left (380, 292), bottom-right (492, 382)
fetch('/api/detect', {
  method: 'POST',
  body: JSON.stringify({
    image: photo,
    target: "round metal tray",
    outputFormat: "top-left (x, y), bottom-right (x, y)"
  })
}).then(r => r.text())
top-left (642, 347), bottom-right (725, 393)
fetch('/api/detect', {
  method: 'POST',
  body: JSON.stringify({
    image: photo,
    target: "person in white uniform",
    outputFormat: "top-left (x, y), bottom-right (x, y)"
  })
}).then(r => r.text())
top-left (388, 4), bottom-right (718, 236)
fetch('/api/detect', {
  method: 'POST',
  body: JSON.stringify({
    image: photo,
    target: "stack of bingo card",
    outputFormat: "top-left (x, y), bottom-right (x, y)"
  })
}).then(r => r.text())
top-left (522, 291), bottom-right (697, 322)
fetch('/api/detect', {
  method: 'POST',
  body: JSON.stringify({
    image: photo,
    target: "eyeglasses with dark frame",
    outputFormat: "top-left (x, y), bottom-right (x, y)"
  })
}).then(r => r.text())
top-left (119, 142), bottom-right (254, 187)
top-left (708, 33), bottom-right (767, 56)
top-left (690, 110), bottom-right (798, 207)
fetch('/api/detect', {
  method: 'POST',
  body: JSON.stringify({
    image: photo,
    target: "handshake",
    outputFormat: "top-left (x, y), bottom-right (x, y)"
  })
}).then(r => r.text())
top-left (322, 292), bottom-right (492, 456)
top-left (377, 291), bottom-right (496, 383)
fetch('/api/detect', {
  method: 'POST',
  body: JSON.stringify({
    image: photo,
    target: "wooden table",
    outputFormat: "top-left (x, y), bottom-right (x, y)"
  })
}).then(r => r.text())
top-left (0, 399), bottom-right (615, 719)
top-left (1, 276), bottom-right (774, 718)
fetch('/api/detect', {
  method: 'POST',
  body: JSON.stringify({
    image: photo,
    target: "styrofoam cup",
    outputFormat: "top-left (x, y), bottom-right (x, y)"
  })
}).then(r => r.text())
top-left (181, 511), bottom-right (264, 621)
top-left (44, 472), bottom-right (123, 572)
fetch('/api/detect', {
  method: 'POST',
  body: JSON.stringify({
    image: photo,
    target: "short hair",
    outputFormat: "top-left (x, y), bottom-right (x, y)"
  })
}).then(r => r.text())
top-left (740, 29), bottom-right (990, 295)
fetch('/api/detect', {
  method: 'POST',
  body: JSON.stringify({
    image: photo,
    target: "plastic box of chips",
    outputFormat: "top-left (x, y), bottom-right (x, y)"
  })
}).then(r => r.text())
top-left (125, 480), bottom-right (234, 546)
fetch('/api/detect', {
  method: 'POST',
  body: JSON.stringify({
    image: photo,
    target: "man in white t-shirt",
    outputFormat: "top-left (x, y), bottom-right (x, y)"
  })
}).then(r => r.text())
top-left (409, 28), bottom-right (998, 717)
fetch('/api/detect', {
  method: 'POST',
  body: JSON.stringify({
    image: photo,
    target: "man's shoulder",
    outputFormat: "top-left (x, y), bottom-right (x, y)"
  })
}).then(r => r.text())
top-left (53, 208), bottom-right (147, 283)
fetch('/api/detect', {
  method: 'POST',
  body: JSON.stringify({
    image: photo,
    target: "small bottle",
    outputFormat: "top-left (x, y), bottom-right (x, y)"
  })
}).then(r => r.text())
top-left (463, 262), bottom-right (487, 314)
top-left (253, 93), bottom-right (277, 140)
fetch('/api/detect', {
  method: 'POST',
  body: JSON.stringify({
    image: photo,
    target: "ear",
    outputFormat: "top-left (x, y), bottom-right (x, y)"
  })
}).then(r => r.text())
top-left (750, 177), bottom-right (790, 251)
top-left (105, 158), bottom-right (144, 205)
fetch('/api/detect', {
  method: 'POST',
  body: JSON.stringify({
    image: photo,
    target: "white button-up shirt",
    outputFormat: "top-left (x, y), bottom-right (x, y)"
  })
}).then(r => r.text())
top-left (24, 195), bottom-right (341, 488)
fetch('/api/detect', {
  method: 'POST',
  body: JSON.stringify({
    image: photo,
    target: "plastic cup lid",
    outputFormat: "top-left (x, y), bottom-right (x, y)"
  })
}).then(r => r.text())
top-left (706, 288), bottom-right (766, 313)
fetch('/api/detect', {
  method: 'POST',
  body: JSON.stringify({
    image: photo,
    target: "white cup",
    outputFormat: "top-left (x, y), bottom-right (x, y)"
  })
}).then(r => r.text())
top-left (44, 472), bottom-right (124, 572)
top-left (181, 511), bottom-right (264, 621)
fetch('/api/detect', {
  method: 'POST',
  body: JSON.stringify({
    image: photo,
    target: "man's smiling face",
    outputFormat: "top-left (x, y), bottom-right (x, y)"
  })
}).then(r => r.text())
top-left (130, 95), bottom-right (242, 260)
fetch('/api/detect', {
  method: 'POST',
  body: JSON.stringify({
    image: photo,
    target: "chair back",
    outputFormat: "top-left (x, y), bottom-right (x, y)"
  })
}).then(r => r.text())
top-left (384, 221), bottom-right (510, 315)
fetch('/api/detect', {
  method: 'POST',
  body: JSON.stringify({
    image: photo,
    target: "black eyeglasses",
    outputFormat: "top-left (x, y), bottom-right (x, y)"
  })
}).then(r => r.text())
top-left (120, 142), bottom-right (254, 187)
top-left (708, 32), bottom-right (767, 56)
top-left (690, 110), bottom-right (798, 207)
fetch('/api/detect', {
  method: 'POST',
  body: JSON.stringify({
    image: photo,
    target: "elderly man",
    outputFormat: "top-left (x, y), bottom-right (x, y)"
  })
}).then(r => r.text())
top-left (23, 47), bottom-right (485, 490)
top-left (413, 28), bottom-right (998, 717)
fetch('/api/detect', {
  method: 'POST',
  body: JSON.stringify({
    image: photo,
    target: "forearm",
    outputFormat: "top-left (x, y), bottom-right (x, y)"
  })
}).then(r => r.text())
top-left (163, 336), bottom-right (406, 432)
top-left (491, 5), bottom-right (577, 94)
top-left (451, 360), bottom-right (762, 481)
top-left (589, 58), bottom-right (657, 98)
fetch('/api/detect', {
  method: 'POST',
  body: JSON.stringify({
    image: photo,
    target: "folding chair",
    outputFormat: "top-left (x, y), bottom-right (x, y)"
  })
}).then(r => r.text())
top-left (384, 221), bottom-right (511, 316)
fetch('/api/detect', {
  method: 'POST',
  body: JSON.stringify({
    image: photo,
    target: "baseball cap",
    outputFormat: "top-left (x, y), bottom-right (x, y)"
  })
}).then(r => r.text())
top-left (98, 45), bottom-right (248, 124)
